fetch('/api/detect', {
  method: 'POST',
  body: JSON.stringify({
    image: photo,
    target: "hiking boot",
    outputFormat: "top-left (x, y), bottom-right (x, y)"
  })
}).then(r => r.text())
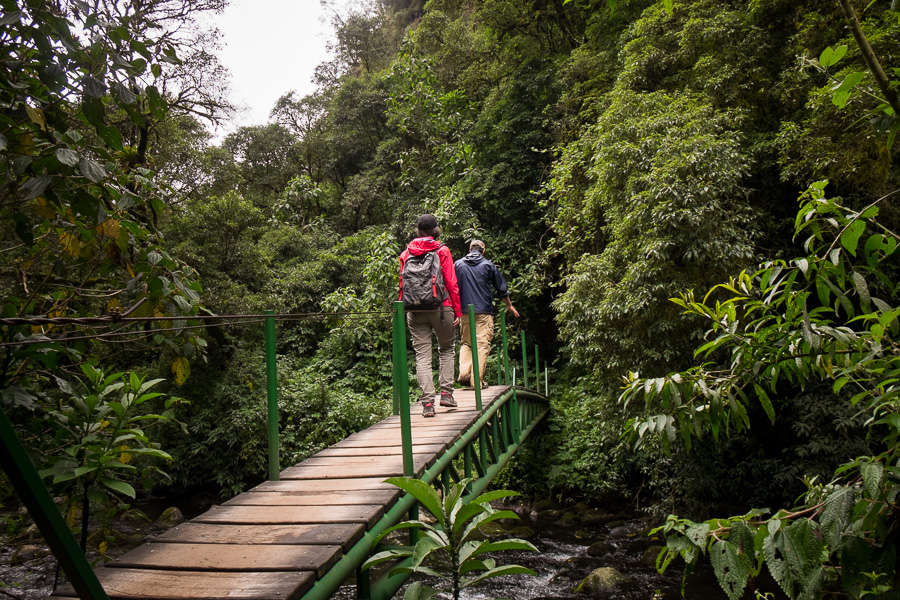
top-left (423, 402), bottom-right (435, 417)
top-left (440, 391), bottom-right (457, 408)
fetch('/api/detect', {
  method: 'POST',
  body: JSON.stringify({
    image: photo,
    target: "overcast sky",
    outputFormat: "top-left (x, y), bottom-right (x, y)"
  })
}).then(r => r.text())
top-left (213, 0), bottom-right (334, 137)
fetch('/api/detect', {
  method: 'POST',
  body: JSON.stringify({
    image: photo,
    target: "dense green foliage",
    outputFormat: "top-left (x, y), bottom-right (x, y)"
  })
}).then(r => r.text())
top-left (4, 0), bottom-right (900, 595)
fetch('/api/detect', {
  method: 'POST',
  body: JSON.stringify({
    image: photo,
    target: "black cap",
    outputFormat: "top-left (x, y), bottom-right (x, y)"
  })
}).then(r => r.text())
top-left (416, 214), bottom-right (438, 230)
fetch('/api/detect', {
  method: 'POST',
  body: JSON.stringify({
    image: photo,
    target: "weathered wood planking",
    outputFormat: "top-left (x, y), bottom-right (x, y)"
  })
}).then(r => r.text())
top-left (107, 543), bottom-right (342, 578)
top-left (194, 504), bottom-right (385, 528)
top-left (222, 489), bottom-right (400, 508)
top-left (52, 386), bottom-right (509, 600)
top-left (57, 569), bottom-right (314, 600)
top-left (155, 523), bottom-right (364, 550)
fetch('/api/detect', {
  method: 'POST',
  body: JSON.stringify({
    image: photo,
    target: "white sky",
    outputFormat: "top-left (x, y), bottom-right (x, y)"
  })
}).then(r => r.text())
top-left (214, 0), bottom-right (334, 137)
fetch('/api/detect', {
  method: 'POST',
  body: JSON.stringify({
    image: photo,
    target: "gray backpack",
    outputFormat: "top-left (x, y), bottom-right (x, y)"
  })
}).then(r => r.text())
top-left (402, 246), bottom-right (448, 310)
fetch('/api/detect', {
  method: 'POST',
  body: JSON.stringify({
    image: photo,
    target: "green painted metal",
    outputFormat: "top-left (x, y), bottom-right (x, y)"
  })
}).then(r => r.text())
top-left (368, 391), bottom-right (549, 600)
top-left (534, 344), bottom-right (540, 394)
top-left (0, 407), bottom-right (110, 600)
top-left (265, 310), bottom-right (280, 481)
top-left (468, 304), bottom-right (483, 411)
top-left (299, 388), bottom-right (547, 600)
top-left (496, 345), bottom-right (501, 386)
top-left (520, 330), bottom-right (528, 390)
top-left (392, 301), bottom-right (414, 478)
top-left (500, 311), bottom-right (510, 386)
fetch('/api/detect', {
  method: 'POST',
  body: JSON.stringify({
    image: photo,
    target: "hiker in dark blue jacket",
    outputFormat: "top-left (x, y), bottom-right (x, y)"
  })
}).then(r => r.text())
top-left (454, 240), bottom-right (518, 388)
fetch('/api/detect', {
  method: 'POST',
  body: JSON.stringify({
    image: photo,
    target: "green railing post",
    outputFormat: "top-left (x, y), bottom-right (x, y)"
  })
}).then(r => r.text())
top-left (500, 311), bottom-right (510, 386)
top-left (495, 345), bottom-right (502, 387)
top-left (520, 330), bottom-right (528, 390)
top-left (392, 302), bottom-right (414, 478)
top-left (534, 344), bottom-right (540, 394)
top-left (467, 305), bottom-right (482, 411)
top-left (0, 408), bottom-right (109, 600)
top-left (265, 310), bottom-right (280, 481)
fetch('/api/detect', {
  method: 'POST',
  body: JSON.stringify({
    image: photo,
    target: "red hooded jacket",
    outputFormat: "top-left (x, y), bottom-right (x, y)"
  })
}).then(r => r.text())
top-left (399, 237), bottom-right (461, 318)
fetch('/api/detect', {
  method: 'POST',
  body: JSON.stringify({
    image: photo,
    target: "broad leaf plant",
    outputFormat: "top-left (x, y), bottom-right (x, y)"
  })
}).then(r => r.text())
top-left (622, 180), bottom-right (900, 599)
top-left (363, 477), bottom-right (537, 600)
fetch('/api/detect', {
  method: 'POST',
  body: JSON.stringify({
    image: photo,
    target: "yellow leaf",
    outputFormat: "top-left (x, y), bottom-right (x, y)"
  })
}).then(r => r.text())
top-left (172, 357), bottom-right (190, 385)
top-left (36, 197), bottom-right (55, 219)
top-left (119, 445), bottom-right (131, 464)
top-left (25, 105), bottom-right (46, 130)
top-left (154, 308), bottom-right (171, 329)
top-left (59, 232), bottom-right (80, 257)
top-left (95, 219), bottom-right (120, 238)
top-left (100, 420), bottom-right (110, 429)
top-left (98, 541), bottom-right (108, 555)
top-left (125, 262), bottom-right (135, 277)
top-left (66, 504), bottom-right (78, 528)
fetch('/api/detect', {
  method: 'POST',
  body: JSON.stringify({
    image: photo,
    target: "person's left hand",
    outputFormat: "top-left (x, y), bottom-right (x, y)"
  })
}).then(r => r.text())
top-left (454, 317), bottom-right (461, 328)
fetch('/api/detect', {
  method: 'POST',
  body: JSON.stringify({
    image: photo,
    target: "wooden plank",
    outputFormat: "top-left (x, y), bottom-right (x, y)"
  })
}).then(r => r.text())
top-left (53, 568), bottom-right (313, 600)
top-left (311, 444), bottom-right (445, 457)
top-left (280, 455), bottom-right (431, 479)
top-left (106, 543), bottom-right (342, 578)
top-left (280, 461), bottom-right (425, 480)
top-left (193, 504), bottom-right (385, 528)
top-left (224, 489), bottom-right (400, 508)
top-left (251, 478), bottom-right (394, 492)
top-left (154, 523), bottom-right (365, 550)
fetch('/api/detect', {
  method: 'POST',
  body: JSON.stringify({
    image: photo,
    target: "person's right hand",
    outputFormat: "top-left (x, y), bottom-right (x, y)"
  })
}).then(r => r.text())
top-left (509, 306), bottom-right (520, 318)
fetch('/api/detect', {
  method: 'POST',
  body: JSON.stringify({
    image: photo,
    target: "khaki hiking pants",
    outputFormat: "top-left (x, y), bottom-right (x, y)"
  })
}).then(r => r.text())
top-left (407, 306), bottom-right (456, 402)
top-left (459, 313), bottom-right (494, 386)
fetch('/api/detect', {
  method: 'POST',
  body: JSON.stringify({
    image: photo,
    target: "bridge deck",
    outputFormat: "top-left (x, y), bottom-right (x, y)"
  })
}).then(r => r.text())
top-left (53, 386), bottom-right (511, 600)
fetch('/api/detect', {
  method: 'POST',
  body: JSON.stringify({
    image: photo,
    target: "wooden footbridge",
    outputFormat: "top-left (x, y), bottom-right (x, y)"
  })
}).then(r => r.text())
top-left (1, 304), bottom-right (549, 600)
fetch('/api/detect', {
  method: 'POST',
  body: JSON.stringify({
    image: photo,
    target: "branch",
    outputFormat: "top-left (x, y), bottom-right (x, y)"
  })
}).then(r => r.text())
top-left (838, 0), bottom-right (900, 116)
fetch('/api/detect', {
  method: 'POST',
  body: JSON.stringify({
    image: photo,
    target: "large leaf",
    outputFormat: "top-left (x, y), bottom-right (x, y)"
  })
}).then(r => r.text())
top-left (385, 477), bottom-right (444, 526)
top-left (709, 539), bottom-right (749, 600)
top-left (461, 565), bottom-right (536, 588)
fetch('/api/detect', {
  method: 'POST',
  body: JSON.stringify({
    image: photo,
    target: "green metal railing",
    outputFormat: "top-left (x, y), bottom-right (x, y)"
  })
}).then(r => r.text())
top-left (329, 302), bottom-right (549, 600)
top-left (0, 302), bottom-right (551, 600)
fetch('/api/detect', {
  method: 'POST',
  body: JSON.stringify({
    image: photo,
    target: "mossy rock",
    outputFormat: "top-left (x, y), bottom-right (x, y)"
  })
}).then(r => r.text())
top-left (586, 540), bottom-right (614, 556)
top-left (581, 508), bottom-right (616, 527)
top-left (573, 529), bottom-right (593, 540)
top-left (154, 507), bottom-right (184, 528)
top-left (119, 509), bottom-right (151, 524)
top-left (478, 521), bottom-right (508, 539)
top-left (574, 567), bottom-right (632, 596)
top-left (641, 545), bottom-right (665, 566)
top-left (554, 512), bottom-right (577, 526)
top-left (509, 525), bottom-right (535, 539)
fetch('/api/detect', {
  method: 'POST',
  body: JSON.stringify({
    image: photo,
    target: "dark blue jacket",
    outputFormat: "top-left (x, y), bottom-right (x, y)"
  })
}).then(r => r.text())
top-left (454, 251), bottom-right (510, 315)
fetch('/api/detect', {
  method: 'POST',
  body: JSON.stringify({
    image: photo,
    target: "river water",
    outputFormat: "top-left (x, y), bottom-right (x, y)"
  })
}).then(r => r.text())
top-left (337, 503), bottom-right (786, 600)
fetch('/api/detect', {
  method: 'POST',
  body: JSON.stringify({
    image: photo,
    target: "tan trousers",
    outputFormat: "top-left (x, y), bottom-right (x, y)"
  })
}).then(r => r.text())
top-left (407, 306), bottom-right (456, 401)
top-left (459, 314), bottom-right (494, 385)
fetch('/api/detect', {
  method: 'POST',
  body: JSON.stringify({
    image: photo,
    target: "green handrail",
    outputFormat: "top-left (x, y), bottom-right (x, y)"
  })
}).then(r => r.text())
top-left (520, 330), bottom-right (528, 389)
top-left (467, 304), bottom-right (483, 411)
top-left (392, 301), bottom-right (414, 478)
top-left (0, 408), bottom-right (109, 599)
top-left (265, 310), bottom-right (280, 481)
top-left (534, 344), bottom-right (540, 394)
top-left (500, 311), bottom-right (510, 386)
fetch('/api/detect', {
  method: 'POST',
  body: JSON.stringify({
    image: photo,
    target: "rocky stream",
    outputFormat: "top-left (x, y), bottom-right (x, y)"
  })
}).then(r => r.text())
top-left (0, 496), bottom-right (786, 600)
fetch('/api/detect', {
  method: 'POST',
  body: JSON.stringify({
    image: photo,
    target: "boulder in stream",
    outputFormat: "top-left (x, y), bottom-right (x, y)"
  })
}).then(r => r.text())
top-left (154, 507), bottom-right (184, 528)
top-left (574, 566), bottom-right (633, 596)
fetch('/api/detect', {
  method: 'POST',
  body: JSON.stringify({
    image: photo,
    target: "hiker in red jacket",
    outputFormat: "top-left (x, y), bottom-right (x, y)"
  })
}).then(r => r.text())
top-left (399, 214), bottom-right (462, 417)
